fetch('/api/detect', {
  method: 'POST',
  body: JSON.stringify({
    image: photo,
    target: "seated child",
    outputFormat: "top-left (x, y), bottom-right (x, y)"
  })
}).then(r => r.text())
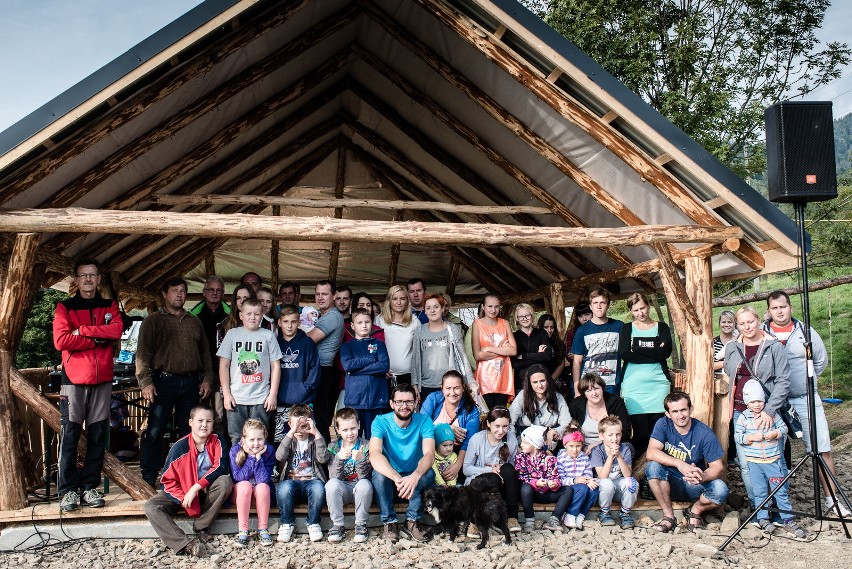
top-left (556, 430), bottom-right (599, 530)
top-left (514, 425), bottom-right (573, 533)
top-left (590, 415), bottom-right (638, 529)
top-left (230, 418), bottom-right (276, 548)
top-left (143, 406), bottom-right (232, 557)
top-left (734, 380), bottom-right (805, 537)
top-left (433, 423), bottom-right (459, 486)
top-left (275, 404), bottom-right (329, 543)
top-left (325, 407), bottom-right (373, 543)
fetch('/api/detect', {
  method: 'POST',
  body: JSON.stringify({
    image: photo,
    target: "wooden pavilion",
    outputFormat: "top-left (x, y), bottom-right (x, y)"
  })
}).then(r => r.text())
top-left (0, 0), bottom-right (802, 514)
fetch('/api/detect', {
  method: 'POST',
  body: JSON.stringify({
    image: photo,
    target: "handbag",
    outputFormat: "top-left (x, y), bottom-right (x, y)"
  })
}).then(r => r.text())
top-left (734, 345), bottom-right (803, 439)
top-left (447, 323), bottom-right (489, 414)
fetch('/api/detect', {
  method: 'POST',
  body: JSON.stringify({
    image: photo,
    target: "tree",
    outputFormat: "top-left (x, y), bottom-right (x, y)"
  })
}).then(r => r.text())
top-left (15, 288), bottom-right (65, 369)
top-left (523, 0), bottom-right (850, 178)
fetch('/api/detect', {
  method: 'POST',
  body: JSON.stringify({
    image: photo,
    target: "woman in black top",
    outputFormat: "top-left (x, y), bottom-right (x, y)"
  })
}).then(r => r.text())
top-left (510, 303), bottom-right (554, 394)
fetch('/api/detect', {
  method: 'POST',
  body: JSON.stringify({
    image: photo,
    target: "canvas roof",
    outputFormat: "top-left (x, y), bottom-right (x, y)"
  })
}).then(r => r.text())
top-left (0, 0), bottom-right (801, 301)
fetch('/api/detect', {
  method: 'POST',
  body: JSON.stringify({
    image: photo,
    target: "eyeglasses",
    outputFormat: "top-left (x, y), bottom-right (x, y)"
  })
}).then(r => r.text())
top-left (392, 400), bottom-right (416, 407)
top-left (76, 273), bottom-right (99, 280)
top-left (517, 314), bottom-right (533, 320)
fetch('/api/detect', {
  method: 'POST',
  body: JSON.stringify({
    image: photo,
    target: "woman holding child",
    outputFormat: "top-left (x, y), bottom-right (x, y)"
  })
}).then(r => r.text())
top-left (420, 370), bottom-right (480, 483)
top-left (723, 306), bottom-right (791, 507)
top-left (412, 294), bottom-right (473, 402)
top-left (509, 364), bottom-right (571, 451)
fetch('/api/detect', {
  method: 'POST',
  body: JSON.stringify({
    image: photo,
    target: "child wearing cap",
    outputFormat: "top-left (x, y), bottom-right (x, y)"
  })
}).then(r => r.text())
top-left (433, 423), bottom-right (459, 486)
top-left (514, 425), bottom-right (572, 532)
top-left (734, 379), bottom-right (805, 538)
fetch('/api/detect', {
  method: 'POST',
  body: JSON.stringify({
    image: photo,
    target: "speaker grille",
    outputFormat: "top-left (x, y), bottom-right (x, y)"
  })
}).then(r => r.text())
top-left (765, 101), bottom-right (837, 203)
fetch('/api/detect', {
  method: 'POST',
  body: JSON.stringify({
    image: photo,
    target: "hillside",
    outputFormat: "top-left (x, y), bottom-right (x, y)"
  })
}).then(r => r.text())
top-left (836, 112), bottom-right (852, 175)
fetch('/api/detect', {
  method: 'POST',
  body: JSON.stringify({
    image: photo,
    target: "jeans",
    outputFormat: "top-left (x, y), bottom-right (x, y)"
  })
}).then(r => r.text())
top-left (566, 483), bottom-right (600, 517)
top-left (276, 479), bottom-right (326, 526)
top-left (520, 484), bottom-right (573, 520)
top-left (140, 373), bottom-right (200, 481)
top-left (733, 409), bottom-right (787, 507)
top-left (326, 478), bottom-right (373, 526)
top-left (749, 460), bottom-right (794, 522)
top-left (372, 468), bottom-right (436, 523)
top-left (226, 403), bottom-right (270, 446)
top-left (788, 393), bottom-right (832, 453)
top-left (645, 461), bottom-right (729, 505)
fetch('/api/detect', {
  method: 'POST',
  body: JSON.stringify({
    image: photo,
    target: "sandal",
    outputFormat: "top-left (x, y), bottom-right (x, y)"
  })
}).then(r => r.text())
top-left (682, 504), bottom-right (706, 532)
top-left (651, 516), bottom-right (676, 533)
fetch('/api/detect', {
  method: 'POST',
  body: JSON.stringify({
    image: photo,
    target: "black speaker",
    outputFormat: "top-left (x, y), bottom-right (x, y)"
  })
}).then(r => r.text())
top-left (765, 101), bottom-right (837, 203)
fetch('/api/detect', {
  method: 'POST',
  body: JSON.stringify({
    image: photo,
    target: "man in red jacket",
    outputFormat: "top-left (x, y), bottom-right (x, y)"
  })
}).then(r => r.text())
top-left (53, 257), bottom-right (124, 512)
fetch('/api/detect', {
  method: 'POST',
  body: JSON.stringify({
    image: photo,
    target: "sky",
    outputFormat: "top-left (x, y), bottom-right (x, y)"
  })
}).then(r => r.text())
top-left (0, 0), bottom-right (851, 134)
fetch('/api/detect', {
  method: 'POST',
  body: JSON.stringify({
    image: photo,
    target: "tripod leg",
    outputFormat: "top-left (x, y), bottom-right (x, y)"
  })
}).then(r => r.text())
top-left (815, 455), bottom-right (851, 538)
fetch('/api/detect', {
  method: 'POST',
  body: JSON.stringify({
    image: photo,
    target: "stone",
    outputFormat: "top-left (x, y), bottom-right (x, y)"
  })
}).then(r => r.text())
top-left (720, 511), bottom-right (741, 533)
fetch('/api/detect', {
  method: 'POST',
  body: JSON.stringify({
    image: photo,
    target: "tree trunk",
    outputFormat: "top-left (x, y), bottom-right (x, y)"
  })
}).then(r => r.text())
top-left (684, 257), bottom-right (714, 425)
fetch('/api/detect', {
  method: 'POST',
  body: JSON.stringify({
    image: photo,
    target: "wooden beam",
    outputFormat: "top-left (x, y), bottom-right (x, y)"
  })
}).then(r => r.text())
top-left (204, 249), bottom-right (216, 277)
top-left (32, 9), bottom-right (356, 210)
top-left (0, 0), bottom-right (317, 202)
top-left (446, 258), bottom-right (460, 298)
top-left (549, 282), bottom-right (566, 338)
top-left (448, 247), bottom-right (509, 294)
top-left (151, 194), bottom-right (556, 215)
top-left (10, 368), bottom-right (155, 501)
top-left (271, 205), bottom-right (280, 293)
top-left (387, 210), bottom-right (404, 287)
top-left (653, 243), bottom-right (701, 335)
top-left (684, 256), bottom-right (714, 425)
top-left (0, 234), bottom-right (40, 510)
top-left (329, 146), bottom-right (346, 283)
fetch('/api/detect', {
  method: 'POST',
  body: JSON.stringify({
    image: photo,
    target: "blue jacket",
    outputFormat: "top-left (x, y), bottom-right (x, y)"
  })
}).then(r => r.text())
top-left (340, 337), bottom-right (390, 409)
top-left (419, 391), bottom-right (480, 452)
top-left (276, 329), bottom-right (320, 406)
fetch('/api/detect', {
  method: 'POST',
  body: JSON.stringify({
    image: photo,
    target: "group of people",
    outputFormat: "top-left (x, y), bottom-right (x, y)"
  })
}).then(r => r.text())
top-left (51, 260), bottom-right (846, 557)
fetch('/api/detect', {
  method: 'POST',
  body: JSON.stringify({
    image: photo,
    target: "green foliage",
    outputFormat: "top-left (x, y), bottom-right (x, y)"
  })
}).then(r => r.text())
top-left (835, 113), bottom-right (852, 174)
top-left (806, 179), bottom-right (852, 267)
top-left (15, 288), bottom-right (66, 368)
top-left (523, 0), bottom-right (850, 179)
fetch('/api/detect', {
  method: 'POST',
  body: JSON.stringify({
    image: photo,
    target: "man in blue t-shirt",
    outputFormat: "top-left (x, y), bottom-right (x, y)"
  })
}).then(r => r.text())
top-left (306, 280), bottom-right (345, 442)
top-left (645, 391), bottom-right (729, 533)
top-left (571, 288), bottom-right (623, 396)
top-left (369, 383), bottom-right (435, 544)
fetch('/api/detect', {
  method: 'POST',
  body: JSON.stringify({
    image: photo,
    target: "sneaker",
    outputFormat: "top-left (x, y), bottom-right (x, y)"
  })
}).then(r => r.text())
top-left (562, 513), bottom-right (576, 529)
top-left (382, 522), bottom-right (400, 543)
top-left (523, 520), bottom-right (535, 532)
top-left (195, 528), bottom-right (214, 543)
top-left (466, 524), bottom-right (481, 539)
top-left (258, 529), bottom-right (273, 547)
top-left (575, 514), bottom-right (586, 531)
top-left (277, 524), bottom-right (295, 543)
top-left (620, 512), bottom-right (635, 530)
top-left (353, 523), bottom-right (368, 543)
top-left (234, 530), bottom-right (250, 548)
top-left (507, 518), bottom-right (522, 533)
top-left (59, 490), bottom-right (79, 512)
top-left (307, 523), bottom-right (323, 542)
top-left (328, 525), bottom-right (345, 543)
top-left (180, 538), bottom-right (204, 558)
top-left (543, 515), bottom-right (563, 532)
top-left (756, 519), bottom-right (775, 534)
top-left (81, 488), bottom-right (105, 508)
top-left (598, 511), bottom-right (616, 526)
top-left (825, 496), bottom-right (852, 517)
top-left (783, 520), bottom-right (807, 538)
top-left (404, 519), bottom-right (428, 542)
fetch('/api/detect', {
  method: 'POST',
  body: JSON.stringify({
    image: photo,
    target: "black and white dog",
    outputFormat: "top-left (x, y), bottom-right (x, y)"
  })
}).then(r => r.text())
top-left (423, 474), bottom-right (511, 549)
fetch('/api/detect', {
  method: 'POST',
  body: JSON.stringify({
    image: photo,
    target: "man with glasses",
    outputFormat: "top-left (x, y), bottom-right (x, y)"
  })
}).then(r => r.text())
top-left (190, 276), bottom-right (230, 364)
top-left (53, 257), bottom-right (124, 511)
top-left (369, 384), bottom-right (436, 543)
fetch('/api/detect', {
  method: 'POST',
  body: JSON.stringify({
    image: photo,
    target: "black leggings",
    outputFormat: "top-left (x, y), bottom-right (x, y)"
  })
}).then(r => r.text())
top-left (498, 463), bottom-right (520, 518)
top-left (483, 393), bottom-right (509, 410)
top-left (629, 412), bottom-right (664, 459)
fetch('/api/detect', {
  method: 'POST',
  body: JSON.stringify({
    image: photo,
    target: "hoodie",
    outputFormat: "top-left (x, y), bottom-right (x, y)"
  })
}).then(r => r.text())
top-left (276, 329), bottom-right (320, 406)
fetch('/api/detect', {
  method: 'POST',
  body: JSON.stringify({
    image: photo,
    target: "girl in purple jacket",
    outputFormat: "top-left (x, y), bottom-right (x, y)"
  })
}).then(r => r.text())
top-left (230, 419), bottom-right (276, 547)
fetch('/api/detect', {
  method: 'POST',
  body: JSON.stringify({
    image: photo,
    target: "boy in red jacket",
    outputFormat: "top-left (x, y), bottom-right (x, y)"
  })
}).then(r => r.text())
top-left (52, 257), bottom-right (123, 511)
top-left (144, 406), bottom-right (232, 557)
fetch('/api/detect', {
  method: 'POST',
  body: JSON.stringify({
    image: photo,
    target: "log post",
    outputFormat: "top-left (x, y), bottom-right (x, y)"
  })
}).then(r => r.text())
top-left (387, 210), bottom-right (405, 287)
top-left (0, 233), bottom-right (40, 510)
top-left (204, 250), bottom-right (215, 278)
top-left (328, 146), bottom-right (346, 283)
top-left (271, 205), bottom-right (281, 293)
top-left (684, 256), bottom-right (714, 425)
top-left (446, 258), bottom-right (460, 298)
top-left (10, 368), bottom-right (155, 501)
top-left (549, 282), bottom-right (566, 338)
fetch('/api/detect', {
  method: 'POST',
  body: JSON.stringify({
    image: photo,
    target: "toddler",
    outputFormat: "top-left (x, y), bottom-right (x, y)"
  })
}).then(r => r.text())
top-left (734, 379), bottom-right (805, 537)
top-left (514, 425), bottom-right (572, 532)
top-left (275, 404), bottom-right (329, 542)
top-left (325, 408), bottom-right (373, 543)
top-left (590, 415), bottom-right (637, 529)
top-left (230, 419), bottom-right (276, 547)
top-left (556, 430), bottom-right (599, 530)
top-left (433, 423), bottom-right (459, 486)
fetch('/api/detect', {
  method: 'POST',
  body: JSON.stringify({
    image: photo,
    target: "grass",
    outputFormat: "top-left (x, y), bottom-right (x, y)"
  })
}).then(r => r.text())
top-left (609, 266), bottom-right (852, 401)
